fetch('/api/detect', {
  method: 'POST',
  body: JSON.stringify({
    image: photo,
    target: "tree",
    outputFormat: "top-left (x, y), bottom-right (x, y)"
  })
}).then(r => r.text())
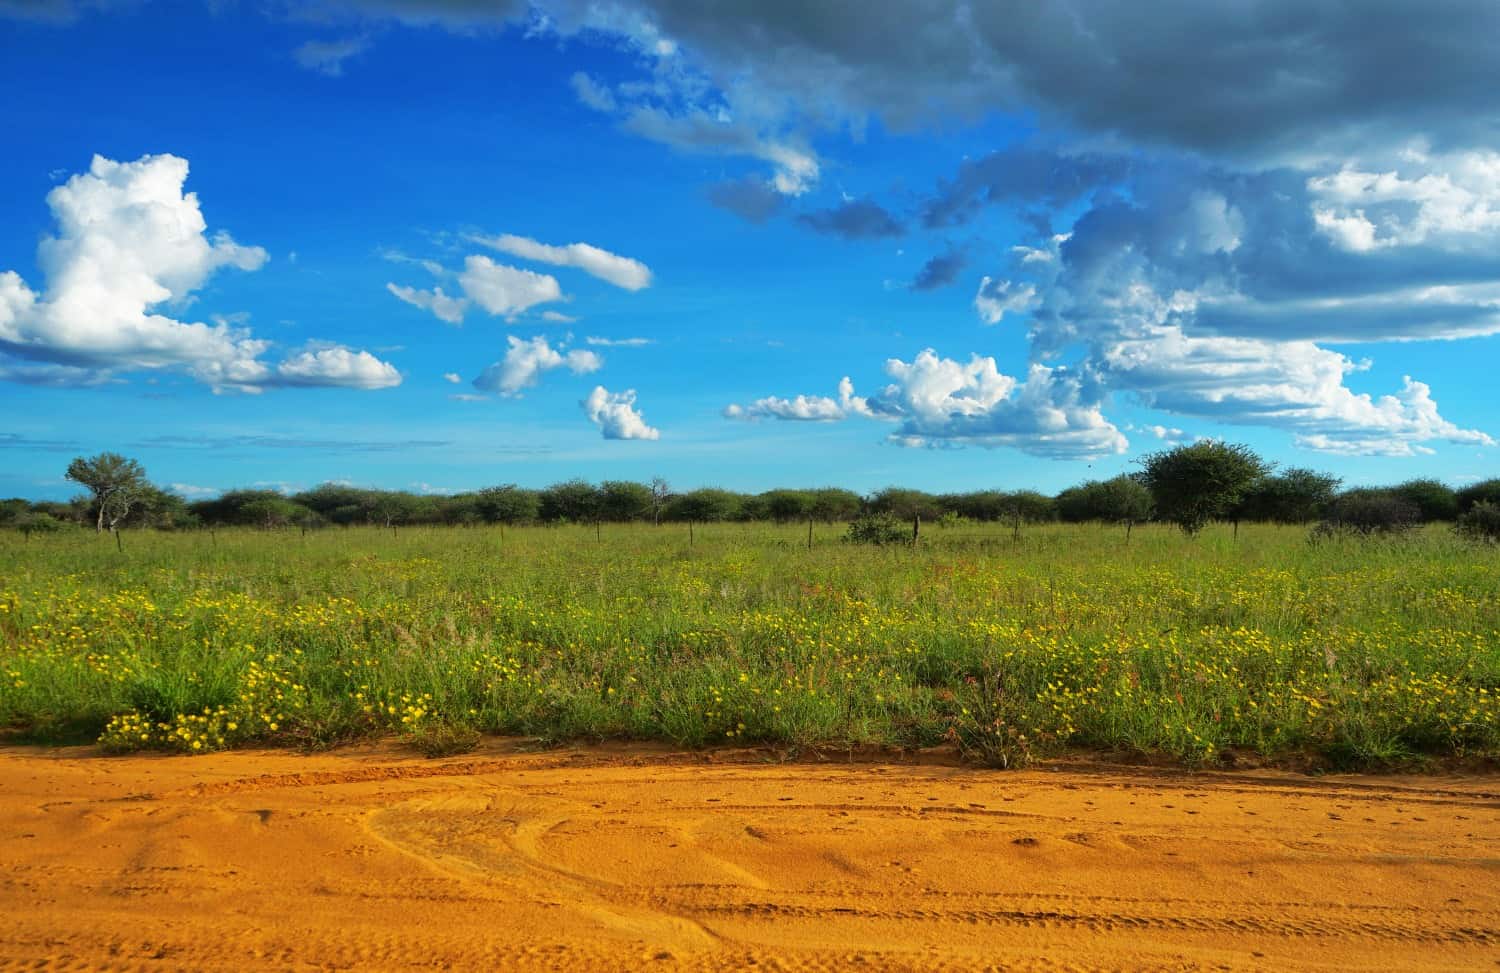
top-left (65, 452), bottom-right (148, 533)
top-left (1455, 502), bottom-right (1500, 542)
top-left (664, 488), bottom-right (741, 523)
top-left (537, 479), bottom-right (601, 523)
top-left (866, 487), bottom-right (942, 521)
top-left (599, 480), bottom-right (654, 522)
top-left (760, 489), bottom-right (813, 522)
top-left (1393, 478), bottom-right (1458, 522)
top-left (1455, 479), bottom-right (1500, 514)
top-left (807, 488), bottom-right (862, 523)
top-left (942, 490), bottom-right (1010, 521)
top-left (239, 496), bottom-right (313, 529)
top-left (474, 485), bottom-right (539, 525)
top-left (1139, 441), bottom-right (1271, 535)
top-left (1093, 476), bottom-right (1154, 534)
top-left (1236, 468), bottom-right (1340, 524)
top-left (292, 484), bottom-right (380, 525)
top-left (650, 477), bottom-right (672, 526)
top-left (1317, 488), bottom-right (1419, 535)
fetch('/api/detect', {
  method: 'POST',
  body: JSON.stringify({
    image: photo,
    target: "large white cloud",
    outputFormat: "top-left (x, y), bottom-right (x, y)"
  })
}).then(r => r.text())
top-left (981, 153), bottom-right (1498, 456)
top-left (472, 334), bottom-right (601, 397)
top-left (726, 351), bottom-right (1126, 460)
top-left (583, 385), bottom-right (660, 440)
top-left (0, 153), bottom-right (399, 392)
top-left (467, 233), bottom-right (652, 291)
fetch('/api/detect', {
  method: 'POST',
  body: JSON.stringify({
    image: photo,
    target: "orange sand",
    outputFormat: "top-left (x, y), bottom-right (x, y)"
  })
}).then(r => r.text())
top-left (1, 743), bottom-right (1495, 971)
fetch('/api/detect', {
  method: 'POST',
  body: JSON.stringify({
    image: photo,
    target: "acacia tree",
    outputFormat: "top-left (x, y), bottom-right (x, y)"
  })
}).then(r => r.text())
top-left (1140, 441), bottom-right (1270, 535)
top-left (65, 452), bottom-right (147, 533)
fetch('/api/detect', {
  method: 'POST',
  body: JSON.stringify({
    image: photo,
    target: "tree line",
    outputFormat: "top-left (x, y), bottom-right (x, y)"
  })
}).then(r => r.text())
top-left (3, 443), bottom-right (1499, 537)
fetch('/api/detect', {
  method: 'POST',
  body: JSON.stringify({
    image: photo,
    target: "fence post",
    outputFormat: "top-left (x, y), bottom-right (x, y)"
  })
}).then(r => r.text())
top-left (912, 513), bottom-right (920, 545)
top-left (807, 517), bottom-right (813, 550)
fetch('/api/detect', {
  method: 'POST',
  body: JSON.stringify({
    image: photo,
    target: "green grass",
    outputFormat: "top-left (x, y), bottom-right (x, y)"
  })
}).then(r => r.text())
top-left (1, 521), bottom-right (1496, 769)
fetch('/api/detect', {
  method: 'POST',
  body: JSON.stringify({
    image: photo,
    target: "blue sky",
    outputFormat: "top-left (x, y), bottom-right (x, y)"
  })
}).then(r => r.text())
top-left (3, 1), bottom-right (1499, 500)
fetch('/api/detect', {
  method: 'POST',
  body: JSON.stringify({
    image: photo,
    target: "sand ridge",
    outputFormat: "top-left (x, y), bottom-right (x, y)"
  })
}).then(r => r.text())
top-left (2, 743), bottom-right (1496, 971)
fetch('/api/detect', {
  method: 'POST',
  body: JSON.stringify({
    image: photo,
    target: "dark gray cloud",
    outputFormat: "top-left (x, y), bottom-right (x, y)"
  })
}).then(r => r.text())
top-left (909, 246), bottom-right (966, 291)
top-left (22, 2), bottom-right (1500, 166)
top-left (922, 147), bottom-right (1130, 228)
top-left (705, 176), bottom-right (785, 223)
top-left (615, 0), bottom-right (1500, 163)
top-left (796, 198), bottom-right (903, 239)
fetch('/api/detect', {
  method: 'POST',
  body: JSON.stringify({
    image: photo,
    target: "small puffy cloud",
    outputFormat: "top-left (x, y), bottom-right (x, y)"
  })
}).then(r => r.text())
top-left (442, 372), bottom-right (462, 383)
top-left (541, 310), bottom-right (578, 323)
top-left (386, 283), bottom-right (468, 324)
top-left (974, 277), bottom-right (1038, 324)
top-left (473, 334), bottom-right (601, 397)
top-left (583, 385), bottom-right (660, 440)
top-left (457, 255), bottom-right (563, 319)
top-left (725, 377), bottom-right (871, 422)
top-left (468, 232), bottom-right (652, 291)
top-left (797, 198), bottom-right (903, 239)
top-left (263, 344), bottom-right (402, 390)
top-left (0, 152), bottom-right (396, 392)
top-left (293, 36), bottom-right (369, 76)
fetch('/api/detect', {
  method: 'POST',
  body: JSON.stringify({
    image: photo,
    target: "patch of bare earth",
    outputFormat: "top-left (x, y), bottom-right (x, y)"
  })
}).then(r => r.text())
top-left (1, 743), bottom-right (1495, 971)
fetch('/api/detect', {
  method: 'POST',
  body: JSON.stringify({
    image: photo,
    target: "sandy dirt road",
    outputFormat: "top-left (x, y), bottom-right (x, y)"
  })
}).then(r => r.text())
top-left (1, 743), bottom-right (1496, 972)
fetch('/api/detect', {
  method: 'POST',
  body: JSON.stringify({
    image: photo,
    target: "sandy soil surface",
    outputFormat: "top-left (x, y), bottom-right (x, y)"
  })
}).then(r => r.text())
top-left (1, 743), bottom-right (1496, 972)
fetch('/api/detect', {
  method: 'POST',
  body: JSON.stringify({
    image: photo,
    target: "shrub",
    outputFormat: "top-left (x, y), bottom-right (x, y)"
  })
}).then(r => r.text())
top-left (1314, 489), bottom-right (1419, 537)
top-left (1455, 501), bottom-right (1500, 543)
top-left (1393, 479), bottom-right (1459, 522)
top-left (1456, 478), bottom-right (1500, 513)
top-left (844, 514), bottom-right (912, 546)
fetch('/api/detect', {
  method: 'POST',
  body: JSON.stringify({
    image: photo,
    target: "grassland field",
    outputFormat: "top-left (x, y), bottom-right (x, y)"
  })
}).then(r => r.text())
top-left (2, 521), bottom-right (1496, 769)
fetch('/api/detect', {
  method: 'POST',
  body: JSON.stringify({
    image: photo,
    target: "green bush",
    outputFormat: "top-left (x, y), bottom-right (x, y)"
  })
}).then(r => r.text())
top-left (844, 514), bottom-right (912, 545)
top-left (1455, 501), bottom-right (1500, 543)
top-left (1315, 489), bottom-right (1419, 537)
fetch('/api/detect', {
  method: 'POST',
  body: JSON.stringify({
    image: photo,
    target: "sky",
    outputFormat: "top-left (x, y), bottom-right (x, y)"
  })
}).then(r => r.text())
top-left (3, 0), bottom-right (1500, 501)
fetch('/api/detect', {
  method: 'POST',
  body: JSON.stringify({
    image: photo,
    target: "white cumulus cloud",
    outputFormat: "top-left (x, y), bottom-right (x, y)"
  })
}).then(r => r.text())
top-left (0, 153), bottom-right (398, 392)
top-left (472, 335), bottom-right (601, 397)
top-left (724, 377), bottom-right (871, 421)
top-left (583, 385), bottom-right (660, 440)
top-left (725, 352), bottom-right (1125, 459)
